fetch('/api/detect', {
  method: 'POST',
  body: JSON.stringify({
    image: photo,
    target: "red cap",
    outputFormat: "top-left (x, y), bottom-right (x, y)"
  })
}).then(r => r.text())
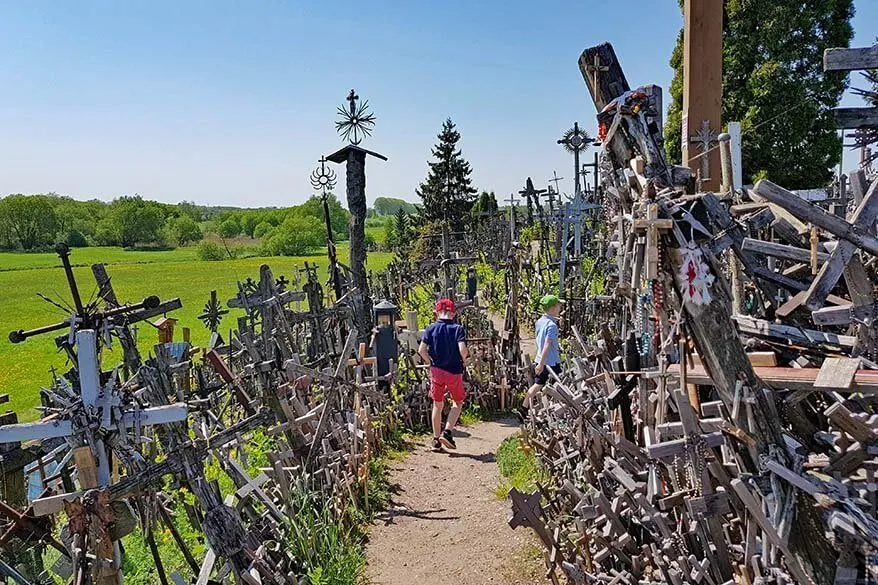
top-left (435, 298), bottom-right (456, 313)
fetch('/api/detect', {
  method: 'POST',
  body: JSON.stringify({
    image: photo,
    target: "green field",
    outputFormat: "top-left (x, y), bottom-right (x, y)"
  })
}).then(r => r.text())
top-left (0, 245), bottom-right (393, 421)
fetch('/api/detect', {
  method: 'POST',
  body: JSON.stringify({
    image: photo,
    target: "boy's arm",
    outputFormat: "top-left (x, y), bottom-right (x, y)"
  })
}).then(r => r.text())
top-left (458, 341), bottom-right (469, 363)
top-left (418, 341), bottom-right (431, 365)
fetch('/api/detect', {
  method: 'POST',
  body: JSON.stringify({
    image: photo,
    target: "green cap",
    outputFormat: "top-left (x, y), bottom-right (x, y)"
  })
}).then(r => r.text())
top-left (539, 294), bottom-right (565, 309)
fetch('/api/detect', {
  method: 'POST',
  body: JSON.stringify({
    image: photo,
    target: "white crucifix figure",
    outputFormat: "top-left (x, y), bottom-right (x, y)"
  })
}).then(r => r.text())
top-left (689, 120), bottom-right (719, 181)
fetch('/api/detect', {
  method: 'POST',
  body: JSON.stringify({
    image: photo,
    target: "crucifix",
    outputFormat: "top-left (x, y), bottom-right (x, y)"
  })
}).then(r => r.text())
top-left (682, 0), bottom-right (723, 191)
top-left (310, 156), bottom-right (343, 300)
top-left (633, 202), bottom-right (673, 281)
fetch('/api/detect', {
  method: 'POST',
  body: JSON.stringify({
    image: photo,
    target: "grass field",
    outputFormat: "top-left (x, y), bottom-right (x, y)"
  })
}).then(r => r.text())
top-left (0, 245), bottom-right (393, 420)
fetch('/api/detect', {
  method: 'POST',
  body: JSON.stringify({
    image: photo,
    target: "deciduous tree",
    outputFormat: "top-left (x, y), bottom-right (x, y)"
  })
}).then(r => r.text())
top-left (663, 0), bottom-right (854, 188)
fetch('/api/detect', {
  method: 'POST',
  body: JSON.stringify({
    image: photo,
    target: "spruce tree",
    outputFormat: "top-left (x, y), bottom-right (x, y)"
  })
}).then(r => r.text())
top-left (663, 1), bottom-right (854, 188)
top-left (416, 119), bottom-right (478, 230)
top-left (393, 208), bottom-right (408, 244)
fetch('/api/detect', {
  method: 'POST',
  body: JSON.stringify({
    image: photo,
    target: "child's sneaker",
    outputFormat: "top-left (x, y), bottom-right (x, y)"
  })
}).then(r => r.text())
top-left (440, 429), bottom-right (457, 450)
top-left (431, 438), bottom-right (442, 452)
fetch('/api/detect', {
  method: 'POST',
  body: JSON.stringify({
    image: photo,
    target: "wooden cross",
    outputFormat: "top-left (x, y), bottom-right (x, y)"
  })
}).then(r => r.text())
top-left (508, 488), bottom-right (556, 554)
top-left (346, 88), bottom-right (359, 116)
top-left (586, 53), bottom-right (609, 90)
top-left (506, 191), bottom-right (520, 244)
top-left (633, 203), bottom-right (673, 280)
top-left (519, 177), bottom-right (547, 223)
top-left (689, 120), bottom-right (719, 181)
top-left (754, 178), bottom-right (878, 310)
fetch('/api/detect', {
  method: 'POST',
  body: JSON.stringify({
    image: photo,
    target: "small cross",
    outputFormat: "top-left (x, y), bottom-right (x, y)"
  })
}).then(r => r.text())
top-left (774, 289), bottom-right (787, 307)
top-left (633, 203), bottom-right (673, 281)
top-left (508, 488), bottom-right (555, 552)
top-left (689, 120), bottom-right (719, 181)
top-left (347, 89), bottom-right (359, 116)
top-left (587, 53), bottom-right (609, 89)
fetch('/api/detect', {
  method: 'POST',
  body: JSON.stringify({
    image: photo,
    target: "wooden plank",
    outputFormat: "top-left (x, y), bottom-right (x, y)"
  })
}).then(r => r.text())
top-left (742, 238), bottom-right (828, 263)
top-left (814, 358), bottom-right (860, 390)
top-left (732, 315), bottom-right (857, 349)
top-left (834, 107), bottom-right (878, 129)
top-left (804, 178), bottom-right (878, 309)
top-left (824, 45), bottom-right (878, 72)
top-left (754, 180), bottom-right (878, 257)
top-left (668, 363), bottom-right (878, 394)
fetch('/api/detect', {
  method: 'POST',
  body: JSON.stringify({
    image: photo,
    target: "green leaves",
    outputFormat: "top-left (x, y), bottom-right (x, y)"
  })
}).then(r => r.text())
top-left (663, 0), bottom-right (855, 188)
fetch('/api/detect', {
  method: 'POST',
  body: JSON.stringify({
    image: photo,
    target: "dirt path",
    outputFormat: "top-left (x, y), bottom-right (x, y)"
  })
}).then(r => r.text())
top-left (366, 419), bottom-right (545, 585)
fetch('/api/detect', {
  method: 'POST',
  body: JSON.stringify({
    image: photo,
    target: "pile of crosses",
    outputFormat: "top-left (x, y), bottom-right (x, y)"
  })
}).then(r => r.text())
top-left (508, 43), bottom-right (878, 585)
top-left (0, 246), bottom-right (396, 585)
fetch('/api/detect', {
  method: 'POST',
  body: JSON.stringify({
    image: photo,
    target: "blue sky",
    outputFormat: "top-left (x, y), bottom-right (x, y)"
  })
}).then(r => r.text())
top-left (1, 1), bottom-right (877, 208)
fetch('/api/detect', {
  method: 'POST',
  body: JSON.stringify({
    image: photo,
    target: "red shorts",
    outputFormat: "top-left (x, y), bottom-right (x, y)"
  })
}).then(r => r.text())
top-left (429, 367), bottom-right (466, 403)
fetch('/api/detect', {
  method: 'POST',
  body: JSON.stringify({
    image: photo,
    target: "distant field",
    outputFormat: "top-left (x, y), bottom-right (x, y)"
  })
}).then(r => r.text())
top-left (0, 245), bottom-right (393, 420)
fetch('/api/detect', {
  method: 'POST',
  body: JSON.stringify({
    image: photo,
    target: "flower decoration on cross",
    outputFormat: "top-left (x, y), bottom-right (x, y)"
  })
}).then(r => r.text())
top-left (335, 89), bottom-right (376, 145)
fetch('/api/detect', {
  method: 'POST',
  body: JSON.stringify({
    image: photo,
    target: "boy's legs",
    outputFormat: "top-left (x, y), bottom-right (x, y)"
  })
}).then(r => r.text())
top-left (429, 368), bottom-right (446, 449)
top-left (445, 399), bottom-right (463, 431)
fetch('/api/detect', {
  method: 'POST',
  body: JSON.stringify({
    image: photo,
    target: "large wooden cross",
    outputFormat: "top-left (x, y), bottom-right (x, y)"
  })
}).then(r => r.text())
top-left (682, 0), bottom-right (723, 192)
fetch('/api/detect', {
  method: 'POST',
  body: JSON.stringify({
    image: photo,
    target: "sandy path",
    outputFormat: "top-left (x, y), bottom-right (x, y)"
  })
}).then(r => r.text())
top-left (365, 419), bottom-right (545, 585)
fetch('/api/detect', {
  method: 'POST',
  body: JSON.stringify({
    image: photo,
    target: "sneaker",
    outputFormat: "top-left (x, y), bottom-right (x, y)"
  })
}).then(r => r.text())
top-left (440, 429), bottom-right (457, 450)
top-left (431, 438), bottom-right (442, 452)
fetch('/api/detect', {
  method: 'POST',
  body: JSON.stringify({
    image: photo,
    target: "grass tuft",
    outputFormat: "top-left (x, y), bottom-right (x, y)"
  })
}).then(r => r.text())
top-left (494, 432), bottom-right (547, 499)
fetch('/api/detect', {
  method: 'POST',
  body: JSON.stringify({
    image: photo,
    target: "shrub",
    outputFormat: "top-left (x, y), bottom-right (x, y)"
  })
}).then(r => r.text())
top-left (261, 216), bottom-right (324, 256)
top-left (197, 240), bottom-right (227, 261)
top-left (253, 220), bottom-right (273, 239)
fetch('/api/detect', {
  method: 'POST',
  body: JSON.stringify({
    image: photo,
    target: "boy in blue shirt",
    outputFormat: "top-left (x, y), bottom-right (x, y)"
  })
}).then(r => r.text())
top-left (520, 294), bottom-right (564, 420)
top-left (418, 298), bottom-right (469, 451)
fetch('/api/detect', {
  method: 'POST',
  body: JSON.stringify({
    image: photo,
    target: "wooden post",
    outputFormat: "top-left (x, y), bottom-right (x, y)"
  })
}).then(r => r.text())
top-left (682, 0), bottom-right (723, 192)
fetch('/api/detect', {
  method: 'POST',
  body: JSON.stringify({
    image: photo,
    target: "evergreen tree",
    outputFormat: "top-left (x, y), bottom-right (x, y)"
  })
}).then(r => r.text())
top-left (393, 208), bottom-right (408, 244)
top-left (416, 119), bottom-right (478, 230)
top-left (663, 0), bottom-right (854, 188)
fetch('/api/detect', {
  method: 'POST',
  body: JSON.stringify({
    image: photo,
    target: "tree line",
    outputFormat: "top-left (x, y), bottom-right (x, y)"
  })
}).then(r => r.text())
top-left (0, 192), bottom-right (353, 257)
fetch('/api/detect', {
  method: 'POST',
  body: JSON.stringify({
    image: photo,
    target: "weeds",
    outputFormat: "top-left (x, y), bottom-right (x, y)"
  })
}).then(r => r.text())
top-left (494, 432), bottom-right (547, 499)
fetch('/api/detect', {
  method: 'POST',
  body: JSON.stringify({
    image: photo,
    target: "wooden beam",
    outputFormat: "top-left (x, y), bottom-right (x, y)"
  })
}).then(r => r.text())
top-left (668, 363), bottom-right (878, 394)
top-left (754, 180), bottom-right (878, 257)
top-left (824, 46), bottom-right (878, 72)
top-left (732, 314), bottom-right (857, 348)
top-left (834, 107), bottom-right (878, 129)
top-left (742, 238), bottom-right (828, 263)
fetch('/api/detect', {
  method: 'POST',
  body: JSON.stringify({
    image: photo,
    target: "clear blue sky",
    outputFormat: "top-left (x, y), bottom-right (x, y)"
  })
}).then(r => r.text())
top-left (1, 1), bottom-right (877, 208)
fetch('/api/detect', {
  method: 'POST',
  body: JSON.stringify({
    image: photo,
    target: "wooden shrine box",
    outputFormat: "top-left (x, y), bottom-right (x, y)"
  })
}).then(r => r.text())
top-left (153, 316), bottom-right (177, 344)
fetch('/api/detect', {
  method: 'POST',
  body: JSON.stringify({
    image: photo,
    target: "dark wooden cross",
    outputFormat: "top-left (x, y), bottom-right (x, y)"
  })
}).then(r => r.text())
top-left (506, 191), bottom-right (520, 245)
top-left (519, 177), bottom-right (546, 224)
top-left (508, 488), bottom-right (556, 554)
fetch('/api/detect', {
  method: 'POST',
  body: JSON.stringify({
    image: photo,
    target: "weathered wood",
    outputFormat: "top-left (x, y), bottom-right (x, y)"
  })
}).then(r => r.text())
top-left (731, 315), bottom-right (857, 349)
top-left (803, 177), bottom-right (878, 309)
top-left (824, 45), bottom-right (878, 72)
top-left (755, 179), bottom-right (878, 256)
top-left (742, 238), bottom-right (827, 263)
top-left (814, 358), bottom-right (861, 390)
top-left (833, 107), bottom-right (878, 129)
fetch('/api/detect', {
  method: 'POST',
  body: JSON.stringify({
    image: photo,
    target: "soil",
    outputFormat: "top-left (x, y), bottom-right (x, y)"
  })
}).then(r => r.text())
top-left (365, 419), bottom-right (547, 585)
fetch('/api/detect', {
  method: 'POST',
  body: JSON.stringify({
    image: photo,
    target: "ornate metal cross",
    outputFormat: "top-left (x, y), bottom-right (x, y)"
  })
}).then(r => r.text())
top-left (689, 120), bottom-right (719, 181)
top-left (558, 122), bottom-right (591, 196)
top-left (335, 88), bottom-right (375, 145)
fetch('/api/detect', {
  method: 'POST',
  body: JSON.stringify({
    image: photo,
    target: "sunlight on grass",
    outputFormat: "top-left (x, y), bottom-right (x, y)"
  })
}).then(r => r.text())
top-left (494, 432), bottom-right (547, 499)
top-left (0, 245), bottom-right (393, 419)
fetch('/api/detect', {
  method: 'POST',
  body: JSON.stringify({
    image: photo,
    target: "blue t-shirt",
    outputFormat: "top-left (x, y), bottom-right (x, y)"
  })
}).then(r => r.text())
top-left (535, 314), bottom-right (560, 366)
top-left (422, 319), bottom-right (467, 374)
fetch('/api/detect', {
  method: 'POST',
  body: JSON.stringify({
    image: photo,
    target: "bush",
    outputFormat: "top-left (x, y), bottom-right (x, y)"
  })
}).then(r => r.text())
top-left (253, 220), bottom-right (273, 239)
top-left (65, 229), bottom-right (89, 248)
top-left (261, 216), bottom-right (324, 256)
top-left (218, 218), bottom-right (241, 239)
top-left (166, 216), bottom-right (203, 246)
top-left (197, 240), bottom-right (227, 261)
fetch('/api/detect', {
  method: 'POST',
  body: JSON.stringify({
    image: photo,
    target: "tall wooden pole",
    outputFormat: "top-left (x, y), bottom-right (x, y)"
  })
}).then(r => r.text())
top-left (346, 149), bottom-right (373, 340)
top-left (682, 0), bottom-right (723, 192)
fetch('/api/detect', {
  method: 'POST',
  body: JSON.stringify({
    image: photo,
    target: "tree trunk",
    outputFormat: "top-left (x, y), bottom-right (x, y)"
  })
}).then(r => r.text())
top-left (346, 149), bottom-right (373, 339)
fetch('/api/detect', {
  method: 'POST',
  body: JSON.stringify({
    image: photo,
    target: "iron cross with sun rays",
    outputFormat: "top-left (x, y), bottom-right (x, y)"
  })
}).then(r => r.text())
top-left (335, 89), bottom-right (376, 145)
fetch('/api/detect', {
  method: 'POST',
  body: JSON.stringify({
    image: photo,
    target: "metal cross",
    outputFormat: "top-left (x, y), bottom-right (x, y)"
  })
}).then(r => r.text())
top-left (689, 120), bottom-right (719, 180)
top-left (347, 89), bottom-right (359, 116)
top-left (549, 171), bottom-right (564, 195)
top-left (558, 122), bottom-right (590, 196)
top-left (506, 192), bottom-right (520, 244)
